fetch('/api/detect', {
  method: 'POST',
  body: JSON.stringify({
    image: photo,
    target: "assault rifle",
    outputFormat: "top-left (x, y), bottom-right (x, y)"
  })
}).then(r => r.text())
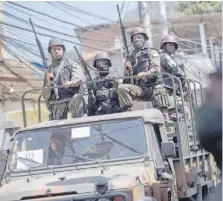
top-left (116, 4), bottom-right (133, 84)
top-left (73, 45), bottom-right (97, 114)
top-left (29, 18), bottom-right (60, 99)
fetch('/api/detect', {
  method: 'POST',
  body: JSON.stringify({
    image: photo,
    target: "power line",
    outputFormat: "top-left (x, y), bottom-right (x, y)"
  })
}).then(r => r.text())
top-left (3, 37), bottom-right (42, 59)
top-left (176, 35), bottom-right (223, 50)
top-left (0, 21), bottom-right (121, 54)
top-left (0, 34), bottom-right (36, 47)
top-left (54, 1), bottom-right (118, 24)
top-left (4, 2), bottom-right (56, 26)
top-left (48, 1), bottom-right (119, 35)
top-left (7, 2), bottom-right (118, 40)
top-left (0, 10), bottom-right (109, 43)
top-left (2, 26), bottom-right (49, 49)
top-left (46, 2), bottom-right (91, 25)
top-left (4, 2), bottom-right (73, 34)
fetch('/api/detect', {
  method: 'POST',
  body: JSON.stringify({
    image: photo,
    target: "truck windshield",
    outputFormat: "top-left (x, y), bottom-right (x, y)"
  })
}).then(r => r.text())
top-left (9, 118), bottom-right (147, 172)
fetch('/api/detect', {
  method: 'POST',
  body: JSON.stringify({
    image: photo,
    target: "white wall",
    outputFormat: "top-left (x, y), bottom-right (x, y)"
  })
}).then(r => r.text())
top-left (0, 100), bottom-right (35, 124)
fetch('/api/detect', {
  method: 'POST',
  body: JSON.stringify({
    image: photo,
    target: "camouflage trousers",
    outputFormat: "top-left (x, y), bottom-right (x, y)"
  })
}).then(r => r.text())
top-left (117, 84), bottom-right (169, 118)
top-left (45, 94), bottom-right (86, 120)
top-left (166, 88), bottom-right (191, 120)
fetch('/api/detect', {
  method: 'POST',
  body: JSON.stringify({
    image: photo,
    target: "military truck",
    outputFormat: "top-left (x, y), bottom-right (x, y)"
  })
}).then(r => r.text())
top-left (0, 121), bottom-right (20, 183)
top-left (0, 74), bottom-right (214, 201)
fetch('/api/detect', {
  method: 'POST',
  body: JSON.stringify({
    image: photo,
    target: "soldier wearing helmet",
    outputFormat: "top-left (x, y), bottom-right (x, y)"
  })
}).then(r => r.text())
top-left (160, 34), bottom-right (189, 120)
top-left (160, 34), bottom-right (186, 88)
top-left (88, 52), bottom-right (121, 116)
top-left (43, 38), bottom-right (86, 120)
top-left (117, 27), bottom-right (169, 118)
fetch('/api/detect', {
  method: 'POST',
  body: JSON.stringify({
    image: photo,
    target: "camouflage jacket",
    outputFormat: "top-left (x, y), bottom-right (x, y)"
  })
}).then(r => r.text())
top-left (88, 74), bottom-right (120, 115)
top-left (160, 51), bottom-right (186, 90)
top-left (43, 57), bottom-right (84, 100)
top-left (128, 44), bottom-right (161, 86)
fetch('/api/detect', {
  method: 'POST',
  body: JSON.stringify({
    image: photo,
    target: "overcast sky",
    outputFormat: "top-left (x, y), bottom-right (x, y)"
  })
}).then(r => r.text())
top-left (2, 1), bottom-right (137, 63)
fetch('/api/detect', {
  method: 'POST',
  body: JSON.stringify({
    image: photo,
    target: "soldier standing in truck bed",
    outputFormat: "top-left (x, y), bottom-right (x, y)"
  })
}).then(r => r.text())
top-left (43, 38), bottom-right (86, 120)
top-left (88, 52), bottom-right (121, 116)
top-left (160, 34), bottom-right (190, 120)
top-left (117, 27), bottom-right (169, 118)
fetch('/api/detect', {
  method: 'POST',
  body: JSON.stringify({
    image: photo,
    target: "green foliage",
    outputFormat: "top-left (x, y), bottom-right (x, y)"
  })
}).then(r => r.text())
top-left (176, 1), bottom-right (222, 15)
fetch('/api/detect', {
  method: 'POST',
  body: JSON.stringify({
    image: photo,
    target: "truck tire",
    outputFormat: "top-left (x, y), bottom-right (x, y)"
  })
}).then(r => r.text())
top-left (0, 151), bottom-right (8, 182)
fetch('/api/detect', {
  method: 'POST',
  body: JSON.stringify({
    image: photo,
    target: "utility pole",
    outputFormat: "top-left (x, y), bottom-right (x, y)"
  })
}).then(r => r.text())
top-left (214, 45), bottom-right (220, 69)
top-left (0, 1), bottom-right (5, 60)
top-left (199, 23), bottom-right (207, 55)
top-left (159, 1), bottom-right (168, 36)
top-left (208, 36), bottom-right (215, 60)
top-left (138, 1), bottom-right (153, 47)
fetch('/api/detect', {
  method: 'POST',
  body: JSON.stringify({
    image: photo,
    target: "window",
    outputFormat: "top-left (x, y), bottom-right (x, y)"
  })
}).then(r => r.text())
top-left (9, 118), bottom-right (147, 172)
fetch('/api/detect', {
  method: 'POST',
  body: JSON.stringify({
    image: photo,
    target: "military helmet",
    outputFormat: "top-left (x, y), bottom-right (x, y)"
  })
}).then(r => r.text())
top-left (160, 34), bottom-right (178, 49)
top-left (130, 27), bottom-right (148, 42)
top-left (48, 38), bottom-right (66, 53)
top-left (93, 52), bottom-right (112, 68)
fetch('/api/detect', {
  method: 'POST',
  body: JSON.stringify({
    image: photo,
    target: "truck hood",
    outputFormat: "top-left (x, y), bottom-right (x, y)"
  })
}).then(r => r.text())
top-left (0, 163), bottom-right (156, 200)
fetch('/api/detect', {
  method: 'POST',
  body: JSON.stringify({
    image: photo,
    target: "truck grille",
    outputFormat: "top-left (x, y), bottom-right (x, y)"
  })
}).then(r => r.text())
top-left (19, 192), bottom-right (129, 201)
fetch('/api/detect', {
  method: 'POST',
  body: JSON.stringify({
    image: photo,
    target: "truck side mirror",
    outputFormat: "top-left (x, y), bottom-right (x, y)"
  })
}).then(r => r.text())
top-left (161, 141), bottom-right (176, 158)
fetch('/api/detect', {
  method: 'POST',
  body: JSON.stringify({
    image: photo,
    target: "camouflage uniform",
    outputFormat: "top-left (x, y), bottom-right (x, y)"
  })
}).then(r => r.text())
top-left (88, 52), bottom-right (121, 116)
top-left (160, 34), bottom-right (188, 119)
top-left (117, 27), bottom-right (169, 114)
top-left (43, 38), bottom-right (86, 120)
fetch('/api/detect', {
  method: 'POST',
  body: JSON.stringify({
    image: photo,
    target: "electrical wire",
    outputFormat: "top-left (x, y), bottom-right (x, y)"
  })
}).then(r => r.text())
top-left (176, 34), bottom-right (223, 48)
top-left (3, 38), bottom-right (42, 60)
top-left (0, 21), bottom-right (122, 54)
top-left (46, 2), bottom-right (91, 25)
top-left (0, 9), bottom-right (109, 43)
top-left (4, 2), bottom-right (76, 34)
top-left (7, 2), bottom-right (118, 40)
top-left (47, 1), bottom-right (119, 35)
top-left (54, 1), bottom-right (118, 24)
top-left (4, 2), bottom-right (56, 25)
top-left (0, 34), bottom-right (36, 47)
top-left (46, 2), bottom-right (119, 35)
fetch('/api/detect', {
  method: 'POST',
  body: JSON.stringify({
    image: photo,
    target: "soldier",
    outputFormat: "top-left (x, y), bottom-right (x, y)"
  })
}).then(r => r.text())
top-left (88, 52), bottom-right (121, 116)
top-left (43, 38), bottom-right (86, 120)
top-left (117, 27), bottom-right (169, 117)
top-left (160, 34), bottom-right (190, 120)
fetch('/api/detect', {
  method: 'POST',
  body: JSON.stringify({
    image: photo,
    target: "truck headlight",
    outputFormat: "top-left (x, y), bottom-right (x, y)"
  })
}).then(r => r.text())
top-left (95, 181), bottom-right (108, 194)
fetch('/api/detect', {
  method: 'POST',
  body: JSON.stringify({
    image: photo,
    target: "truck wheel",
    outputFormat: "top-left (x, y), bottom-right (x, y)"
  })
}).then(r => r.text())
top-left (0, 151), bottom-right (8, 182)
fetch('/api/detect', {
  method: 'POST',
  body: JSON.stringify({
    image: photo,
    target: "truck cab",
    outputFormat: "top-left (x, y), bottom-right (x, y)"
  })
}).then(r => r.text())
top-left (0, 108), bottom-right (213, 201)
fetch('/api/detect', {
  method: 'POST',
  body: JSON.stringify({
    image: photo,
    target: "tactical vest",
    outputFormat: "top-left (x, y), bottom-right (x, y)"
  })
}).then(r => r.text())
top-left (94, 76), bottom-right (120, 115)
top-left (49, 58), bottom-right (79, 100)
top-left (161, 52), bottom-right (186, 91)
top-left (129, 46), bottom-right (159, 87)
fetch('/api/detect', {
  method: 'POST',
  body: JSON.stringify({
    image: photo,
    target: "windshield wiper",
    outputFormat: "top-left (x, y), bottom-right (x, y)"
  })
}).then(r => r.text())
top-left (18, 157), bottom-right (56, 175)
top-left (63, 154), bottom-right (107, 170)
top-left (93, 126), bottom-right (143, 155)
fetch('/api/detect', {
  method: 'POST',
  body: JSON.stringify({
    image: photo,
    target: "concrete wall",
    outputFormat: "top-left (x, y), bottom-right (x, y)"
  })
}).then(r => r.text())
top-left (0, 100), bottom-right (35, 125)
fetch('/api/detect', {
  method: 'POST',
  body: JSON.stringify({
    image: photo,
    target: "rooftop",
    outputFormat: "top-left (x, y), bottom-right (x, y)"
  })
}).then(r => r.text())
top-left (0, 58), bottom-right (44, 102)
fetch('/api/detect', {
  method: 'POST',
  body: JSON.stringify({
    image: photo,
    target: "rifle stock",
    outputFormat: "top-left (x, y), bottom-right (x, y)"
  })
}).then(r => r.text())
top-left (116, 5), bottom-right (133, 84)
